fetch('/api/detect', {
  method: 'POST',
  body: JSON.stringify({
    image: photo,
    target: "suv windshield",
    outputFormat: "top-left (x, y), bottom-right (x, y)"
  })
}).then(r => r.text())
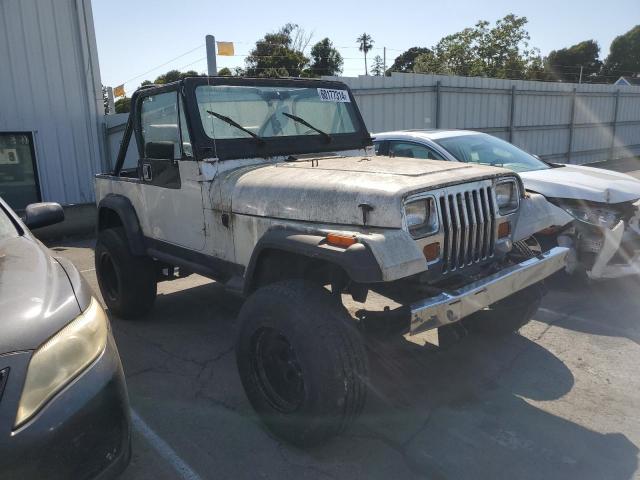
top-left (195, 85), bottom-right (358, 140)
top-left (434, 134), bottom-right (550, 173)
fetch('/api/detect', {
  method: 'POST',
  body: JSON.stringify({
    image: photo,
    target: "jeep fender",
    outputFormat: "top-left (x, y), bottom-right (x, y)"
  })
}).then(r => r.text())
top-left (244, 229), bottom-right (384, 295)
top-left (97, 194), bottom-right (146, 255)
top-left (244, 227), bottom-right (428, 295)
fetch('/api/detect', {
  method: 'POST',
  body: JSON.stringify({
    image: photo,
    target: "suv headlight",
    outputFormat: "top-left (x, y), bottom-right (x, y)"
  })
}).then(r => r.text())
top-left (558, 203), bottom-right (621, 229)
top-left (14, 298), bottom-right (108, 428)
top-left (404, 197), bottom-right (439, 238)
top-left (495, 179), bottom-right (519, 215)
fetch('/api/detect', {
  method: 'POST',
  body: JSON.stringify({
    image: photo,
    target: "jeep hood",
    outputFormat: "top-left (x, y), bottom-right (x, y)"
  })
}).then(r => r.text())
top-left (230, 156), bottom-right (510, 228)
top-left (520, 165), bottom-right (640, 204)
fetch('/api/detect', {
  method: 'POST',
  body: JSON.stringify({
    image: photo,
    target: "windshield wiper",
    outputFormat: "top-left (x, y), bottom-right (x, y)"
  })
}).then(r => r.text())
top-left (206, 110), bottom-right (265, 144)
top-left (282, 112), bottom-right (331, 143)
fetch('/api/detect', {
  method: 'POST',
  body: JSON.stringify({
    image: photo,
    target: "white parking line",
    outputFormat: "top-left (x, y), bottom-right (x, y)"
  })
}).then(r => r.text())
top-left (131, 409), bottom-right (202, 480)
top-left (80, 267), bottom-right (95, 273)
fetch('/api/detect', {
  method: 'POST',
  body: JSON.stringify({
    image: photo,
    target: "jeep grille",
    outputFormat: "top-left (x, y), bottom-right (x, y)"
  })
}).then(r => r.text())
top-left (439, 186), bottom-right (496, 273)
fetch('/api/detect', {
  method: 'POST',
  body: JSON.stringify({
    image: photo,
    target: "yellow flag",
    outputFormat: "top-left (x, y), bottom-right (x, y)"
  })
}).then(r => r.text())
top-left (216, 41), bottom-right (234, 56)
top-left (113, 85), bottom-right (125, 98)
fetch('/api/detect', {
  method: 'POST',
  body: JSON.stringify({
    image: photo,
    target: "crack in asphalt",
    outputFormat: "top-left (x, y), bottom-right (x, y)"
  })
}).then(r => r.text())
top-left (276, 443), bottom-right (339, 480)
top-left (342, 413), bottom-right (444, 480)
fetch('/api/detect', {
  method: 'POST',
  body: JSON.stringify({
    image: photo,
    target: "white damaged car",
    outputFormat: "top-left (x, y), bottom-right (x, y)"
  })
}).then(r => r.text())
top-left (373, 130), bottom-right (640, 279)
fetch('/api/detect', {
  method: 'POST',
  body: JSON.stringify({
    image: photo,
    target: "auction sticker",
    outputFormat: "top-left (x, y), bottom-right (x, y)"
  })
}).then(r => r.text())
top-left (317, 88), bottom-right (351, 102)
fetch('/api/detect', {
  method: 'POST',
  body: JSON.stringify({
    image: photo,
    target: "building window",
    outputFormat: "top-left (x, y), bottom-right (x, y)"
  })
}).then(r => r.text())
top-left (0, 133), bottom-right (40, 210)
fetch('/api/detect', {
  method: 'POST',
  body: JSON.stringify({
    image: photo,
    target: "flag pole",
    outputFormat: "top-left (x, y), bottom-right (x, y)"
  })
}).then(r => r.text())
top-left (206, 35), bottom-right (217, 76)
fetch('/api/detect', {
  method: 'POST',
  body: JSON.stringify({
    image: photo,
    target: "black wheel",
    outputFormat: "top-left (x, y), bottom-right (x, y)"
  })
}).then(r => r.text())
top-left (463, 240), bottom-right (544, 335)
top-left (236, 280), bottom-right (368, 447)
top-left (95, 227), bottom-right (157, 319)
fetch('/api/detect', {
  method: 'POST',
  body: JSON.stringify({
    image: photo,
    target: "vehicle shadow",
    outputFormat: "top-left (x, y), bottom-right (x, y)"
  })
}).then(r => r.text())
top-left (539, 274), bottom-right (640, 345)
top-left (305, 332), bottom-right (639, 480)
top-left (109, 282), bottom-right (638, 480)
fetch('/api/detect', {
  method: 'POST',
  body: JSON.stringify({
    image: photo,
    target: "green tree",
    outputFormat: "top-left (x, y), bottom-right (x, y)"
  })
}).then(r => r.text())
top-left (154, 69), bottom-right (200, 84)
top-left (309, 38), bottom-right (343, 76)
top-left (115, 97), bottom-right (131, 114)
top-left (414, 14), bottom-right (541, 79)
top-left (140, 70), bottom-right (201, 88)
top-left (545, 40), bottom-right (602, 82)
top-left (218, 67), bottom-right (232, 76)
top-left (356, 33), bottom-right (374, 75)
top-left (387, 47), bottom-right (431, 74)
top-left (245, 24), bottom-right (309, 77)
top-left (371, 55), bottom-right (385, 76)
top-left (603, 25), bottom-right (640, 81)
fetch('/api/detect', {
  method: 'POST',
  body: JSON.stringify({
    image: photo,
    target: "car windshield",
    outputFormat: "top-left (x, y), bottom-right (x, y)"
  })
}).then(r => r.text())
top-left (195, 85), bottom-right (359, 140)
top-left (434, 134), bottom-right (551, 173)
top-left (0, 204), bottom-right (18, 241)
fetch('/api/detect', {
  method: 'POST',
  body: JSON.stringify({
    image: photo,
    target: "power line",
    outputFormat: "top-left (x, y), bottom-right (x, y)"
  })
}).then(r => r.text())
top-left (118, 44), bottom-right (205, 86)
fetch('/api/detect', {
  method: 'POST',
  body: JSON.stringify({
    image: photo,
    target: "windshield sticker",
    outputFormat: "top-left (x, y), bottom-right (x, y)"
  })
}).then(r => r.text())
top-left (317, 88), bottom-right (351, 103)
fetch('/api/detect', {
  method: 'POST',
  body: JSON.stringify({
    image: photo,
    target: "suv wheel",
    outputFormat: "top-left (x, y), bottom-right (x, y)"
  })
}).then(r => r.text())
top-left (463, 241), bottom-right (544, 335)
top-left (236, 280), bottom-right (368, 447)
top-left (95, 227), bottom-right (157, 319)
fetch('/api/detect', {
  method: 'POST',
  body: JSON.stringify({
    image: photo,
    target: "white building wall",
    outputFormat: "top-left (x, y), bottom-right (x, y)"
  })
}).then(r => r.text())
top-left (0, 0), bottom-right (104, 205)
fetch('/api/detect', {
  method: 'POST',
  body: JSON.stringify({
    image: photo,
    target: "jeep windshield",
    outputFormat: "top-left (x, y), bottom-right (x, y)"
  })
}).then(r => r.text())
top-left (187, 79), bottom-right (371, 160)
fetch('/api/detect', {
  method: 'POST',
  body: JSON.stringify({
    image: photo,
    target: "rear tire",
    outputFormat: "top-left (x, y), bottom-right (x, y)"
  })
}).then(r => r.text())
top-left (463, 240), bottom-right (544, 335)
top-left (236, 280), bottom-right (368, 447)
top-left (95, 227), bottom-right (157, 319)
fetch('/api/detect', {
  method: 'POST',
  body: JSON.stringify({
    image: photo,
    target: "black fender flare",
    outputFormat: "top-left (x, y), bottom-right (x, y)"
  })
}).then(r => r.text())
top-left (244, 228), bottom-right (383, 295)
top-left (96, 194), bottom-right (146, 255)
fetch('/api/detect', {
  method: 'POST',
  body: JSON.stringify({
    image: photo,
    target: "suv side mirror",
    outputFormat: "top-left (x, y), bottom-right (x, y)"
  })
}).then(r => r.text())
top-left (24, 202), bottom-right (64, 229)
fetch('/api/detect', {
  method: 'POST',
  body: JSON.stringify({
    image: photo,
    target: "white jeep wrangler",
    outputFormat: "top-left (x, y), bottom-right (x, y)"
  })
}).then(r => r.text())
top-left (94, 77), bottom-right (567, 446)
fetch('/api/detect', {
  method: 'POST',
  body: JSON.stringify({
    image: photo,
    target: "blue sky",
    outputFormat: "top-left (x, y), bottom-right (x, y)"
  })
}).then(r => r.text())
top-left (92, 0), bottom-right (639, 92)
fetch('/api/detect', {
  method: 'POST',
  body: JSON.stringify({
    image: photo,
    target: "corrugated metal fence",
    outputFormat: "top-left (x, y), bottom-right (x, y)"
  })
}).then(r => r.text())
top-left (325, 73), bottom-right (640, 164)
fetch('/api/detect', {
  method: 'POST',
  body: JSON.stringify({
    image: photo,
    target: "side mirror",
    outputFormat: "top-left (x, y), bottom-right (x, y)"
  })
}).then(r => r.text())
top-left (24, 202), bottom-right (64, 229)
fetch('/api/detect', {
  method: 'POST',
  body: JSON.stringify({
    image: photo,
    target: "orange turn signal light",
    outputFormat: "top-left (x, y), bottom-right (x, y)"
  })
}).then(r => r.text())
top-left (326, 233), bottom-right (358, 248)
top-left (423, 242), bottom-right (441, 261)
top-left (498, 222), bottom-right (511, 239)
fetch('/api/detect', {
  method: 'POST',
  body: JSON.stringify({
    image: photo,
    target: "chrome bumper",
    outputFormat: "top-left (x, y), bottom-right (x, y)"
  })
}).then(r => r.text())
top-left (410, 247), bottom-right (568, 335)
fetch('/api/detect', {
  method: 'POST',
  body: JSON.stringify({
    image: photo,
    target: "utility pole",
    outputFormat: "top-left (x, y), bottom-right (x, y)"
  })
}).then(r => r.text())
top-left (106, 87), bottom-right (115, 115)
top-left (383, 47), bottom-right (386, 75)
top-left (206, 35), bottom-right (217, 76)
top-left (578, 65), bottom-right (583, 84)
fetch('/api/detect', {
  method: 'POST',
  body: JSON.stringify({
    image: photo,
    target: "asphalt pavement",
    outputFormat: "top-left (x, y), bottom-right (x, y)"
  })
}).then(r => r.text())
top-left (48, 237), bottom-right (640, 480)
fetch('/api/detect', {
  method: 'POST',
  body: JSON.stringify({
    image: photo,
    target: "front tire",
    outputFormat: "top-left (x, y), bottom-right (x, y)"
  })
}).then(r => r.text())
top-left (462, 284), bottom-right (543, 335)
top-left (236, 280), bottom-right (368, 447)
top-left (95, 227), bottom-right (157, 319)
top-left (463, 240), bottom-right (544, 335)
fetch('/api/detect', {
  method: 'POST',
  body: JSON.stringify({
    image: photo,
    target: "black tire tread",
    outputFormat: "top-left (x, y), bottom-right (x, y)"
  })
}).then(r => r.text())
top-left (95, 227), bottom-right (157, 319)
top-left (236, 280), bottom-right (368, 446)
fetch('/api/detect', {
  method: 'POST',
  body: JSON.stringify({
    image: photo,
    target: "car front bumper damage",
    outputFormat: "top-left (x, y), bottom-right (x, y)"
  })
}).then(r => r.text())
top-left (410, 246), bottom-right (568, 335)
top-left (584, 219), bottom-right (640, 280)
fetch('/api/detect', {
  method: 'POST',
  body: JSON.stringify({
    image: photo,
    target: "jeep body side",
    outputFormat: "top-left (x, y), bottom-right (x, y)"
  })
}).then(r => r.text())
top-left (94, 77), bottom-right (567, 445)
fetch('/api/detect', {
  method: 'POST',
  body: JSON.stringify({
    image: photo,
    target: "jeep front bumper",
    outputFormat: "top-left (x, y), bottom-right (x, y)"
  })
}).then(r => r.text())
top-left (410, 246), bottom-right (568, 335)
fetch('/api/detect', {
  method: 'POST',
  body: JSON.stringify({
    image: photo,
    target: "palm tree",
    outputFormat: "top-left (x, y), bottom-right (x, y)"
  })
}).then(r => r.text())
top-left (356, 33), bottom-right (374, 75)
